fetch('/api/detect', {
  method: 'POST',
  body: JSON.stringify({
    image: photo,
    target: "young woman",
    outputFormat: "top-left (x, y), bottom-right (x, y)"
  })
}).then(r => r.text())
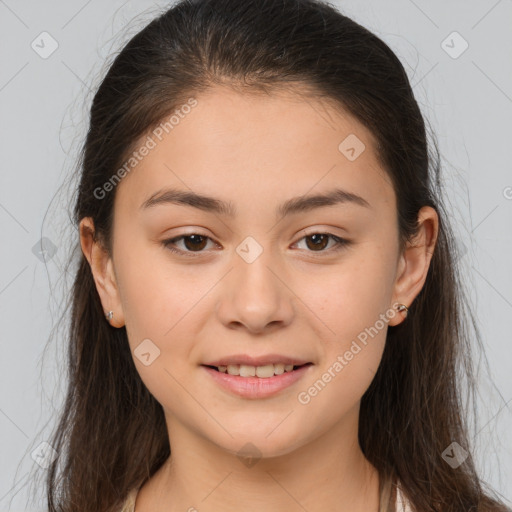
top-left (45, 0), bottom-right (510, 510)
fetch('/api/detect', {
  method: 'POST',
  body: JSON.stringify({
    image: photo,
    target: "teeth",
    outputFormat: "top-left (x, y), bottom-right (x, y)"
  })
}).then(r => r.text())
top-left (256, 365), bottom-right (274, 378)
top-left (217, 363), bottom-right (298, 377)
top-left (274, 363), bottom-right (285, 375)
top-left (227, 365), bottom-right (240, 376)
top-left (240, 365), bottom-right (256, 377)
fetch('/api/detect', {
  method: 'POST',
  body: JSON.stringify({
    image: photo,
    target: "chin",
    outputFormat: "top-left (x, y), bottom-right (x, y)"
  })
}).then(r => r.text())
top-left (209, 423), bottom-right (309, 461)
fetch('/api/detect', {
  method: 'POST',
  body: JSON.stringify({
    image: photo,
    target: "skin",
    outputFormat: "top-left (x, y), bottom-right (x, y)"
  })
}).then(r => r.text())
top-left (80, 85), bottom-right (438, 512)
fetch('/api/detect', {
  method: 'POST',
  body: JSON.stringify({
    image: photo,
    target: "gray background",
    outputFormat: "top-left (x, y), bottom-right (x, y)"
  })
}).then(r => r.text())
top-left (0, 0), bottom-right (511, 510)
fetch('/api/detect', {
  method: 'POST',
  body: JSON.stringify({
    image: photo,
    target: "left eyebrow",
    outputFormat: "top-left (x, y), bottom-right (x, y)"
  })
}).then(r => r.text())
top-left (139, 187), bottom-right (371, 217)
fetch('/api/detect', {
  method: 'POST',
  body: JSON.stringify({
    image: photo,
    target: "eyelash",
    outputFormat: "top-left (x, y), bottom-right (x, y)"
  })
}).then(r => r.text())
top-left (162, 232), bottom-right (350, 258)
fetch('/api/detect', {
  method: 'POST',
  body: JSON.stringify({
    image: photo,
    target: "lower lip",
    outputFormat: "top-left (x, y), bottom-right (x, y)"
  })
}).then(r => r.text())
top-left (202, 364), bottom-right (312, 399)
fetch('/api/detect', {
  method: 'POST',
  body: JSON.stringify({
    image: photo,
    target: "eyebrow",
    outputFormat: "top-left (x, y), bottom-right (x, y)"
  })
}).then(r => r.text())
top-left (140, 187), bottom-right (371, 217)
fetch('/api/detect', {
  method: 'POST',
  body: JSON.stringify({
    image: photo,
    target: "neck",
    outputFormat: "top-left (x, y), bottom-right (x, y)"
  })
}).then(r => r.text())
top-left (136, 409), bottom-right (381, 512)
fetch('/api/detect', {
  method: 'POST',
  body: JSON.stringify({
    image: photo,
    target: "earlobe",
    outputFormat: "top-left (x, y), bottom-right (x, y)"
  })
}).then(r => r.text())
top-left (79, 217), bottom-right (125, 328)
top-left (388, 206), bottom-right (439, 327)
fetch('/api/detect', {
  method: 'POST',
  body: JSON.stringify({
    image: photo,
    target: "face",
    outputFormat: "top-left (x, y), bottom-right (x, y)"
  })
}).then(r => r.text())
top-left (82, 85), bottom-right (432, 460)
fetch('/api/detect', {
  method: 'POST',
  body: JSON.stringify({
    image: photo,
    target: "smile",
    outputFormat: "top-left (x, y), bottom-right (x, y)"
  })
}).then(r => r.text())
top-left (201, 363), bottom-right (313, 399)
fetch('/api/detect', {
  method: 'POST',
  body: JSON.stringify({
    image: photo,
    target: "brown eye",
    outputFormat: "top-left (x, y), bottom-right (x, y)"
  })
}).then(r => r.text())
top-left (304, 234), bottom-right (330, 251)
top-left (182, 234), bottom-right (208, 251)
top-left (162, 234), bottom-right (216, 256)
top-left (294, 232), bottom-right (349, 254)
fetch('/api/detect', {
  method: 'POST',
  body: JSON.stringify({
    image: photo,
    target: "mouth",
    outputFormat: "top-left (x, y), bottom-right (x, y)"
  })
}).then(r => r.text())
top-left (202, 362), bottom-right (313, 378)
top-left (200, 360), bottom-right (314, 399)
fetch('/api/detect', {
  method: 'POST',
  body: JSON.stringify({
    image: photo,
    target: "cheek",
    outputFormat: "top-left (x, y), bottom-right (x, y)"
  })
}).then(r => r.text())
top-left (296, 268), bottom-right (391, 424)
top-left (295, 335), bottom-right (386, 439)
top-left (308, 245), bottom-right (397, 341)
top-left (116, 244), bottom-right (219, 382)
top-left (115, 239), bottom-right (208, 340)
top-left (296, 245), bottom-right (394, 401)
top-left (117, 256), bottom-right (208, 414)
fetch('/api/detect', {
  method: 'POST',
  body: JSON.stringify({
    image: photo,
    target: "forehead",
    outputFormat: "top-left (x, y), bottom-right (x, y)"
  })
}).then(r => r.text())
top-left (114, 84), bottom-right (395, 218)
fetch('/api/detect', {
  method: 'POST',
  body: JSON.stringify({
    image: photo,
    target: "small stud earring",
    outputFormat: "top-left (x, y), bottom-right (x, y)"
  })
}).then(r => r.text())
top-left (105, 310), bottom-right (114, 321)
top-left (395, 303), bottom-right (409, 317)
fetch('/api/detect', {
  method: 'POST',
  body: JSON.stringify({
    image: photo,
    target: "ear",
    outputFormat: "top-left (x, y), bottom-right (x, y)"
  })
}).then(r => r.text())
top-left (79, 217), bottom-right (125, 328)
top-left (388, 206), bottom-right (439, 326)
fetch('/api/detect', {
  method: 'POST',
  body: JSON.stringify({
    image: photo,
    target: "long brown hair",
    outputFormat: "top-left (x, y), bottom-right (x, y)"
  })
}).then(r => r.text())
top-left (42, 0), bottom-right (509, 510)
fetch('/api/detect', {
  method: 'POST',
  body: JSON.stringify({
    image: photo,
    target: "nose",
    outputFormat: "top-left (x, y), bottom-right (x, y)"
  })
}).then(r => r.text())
top-left (215, 247), bottom-right (295, 335)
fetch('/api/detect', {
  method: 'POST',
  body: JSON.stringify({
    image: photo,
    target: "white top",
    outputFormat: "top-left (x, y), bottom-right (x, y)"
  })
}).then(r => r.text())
top-left (396, 481), bottom-right (413, 512)
top-left (120, 487), bottom-right (138, 512)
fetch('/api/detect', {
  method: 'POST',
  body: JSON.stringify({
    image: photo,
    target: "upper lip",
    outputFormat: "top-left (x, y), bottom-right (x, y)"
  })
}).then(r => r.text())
top-left (202, 354), bottom-right (312, 367)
